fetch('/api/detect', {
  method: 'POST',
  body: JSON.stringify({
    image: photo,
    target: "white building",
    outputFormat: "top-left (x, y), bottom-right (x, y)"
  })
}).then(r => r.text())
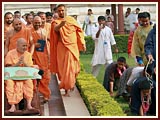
top-left (3, 2), bottom-right (157, 30)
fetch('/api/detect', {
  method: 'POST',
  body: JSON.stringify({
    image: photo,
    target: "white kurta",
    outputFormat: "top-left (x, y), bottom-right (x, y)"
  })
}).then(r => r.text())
top-left (91, 25), bottom-right (116, 66)
top-left (127, 13), bottom-right (138, 32)
top-left (84, 15), bottom-right (97, 36)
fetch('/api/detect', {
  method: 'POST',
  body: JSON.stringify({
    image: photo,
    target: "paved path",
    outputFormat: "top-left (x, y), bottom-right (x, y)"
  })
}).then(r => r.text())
top-left (39, 74), bottom-right (66, 116)
top-left (41, 74), bottom-right (90, 116)
top-left (60, 86), bottom-right (90, 116)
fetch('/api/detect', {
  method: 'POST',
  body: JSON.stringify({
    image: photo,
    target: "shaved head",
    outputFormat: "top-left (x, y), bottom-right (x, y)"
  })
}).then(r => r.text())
top-left (16, 38), bottom-right (28, 53)
top-left (17, 38), bottom-right (26, 45)
top-left (33, 16), bottom-right (42, 30)
top-left (13, 18), bottom-right (22, 31)
top-left (33, 16), bottom-right (42, 21)
top-left (13, 18), bottom-right (21, 24)
top-left (37, 12), bottom-right (46, 25)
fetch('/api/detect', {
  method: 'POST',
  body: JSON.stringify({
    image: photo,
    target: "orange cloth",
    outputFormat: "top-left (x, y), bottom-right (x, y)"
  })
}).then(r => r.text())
top-left (4, 24), bottom-right (13, 43)
top-left (5, 49), bottom-right (33, 105)
top-left (42, 23), bottom-right (51, 55)
top-left (50, 16), bottom-right (85, 90)
top-left (43, 23), bottom-right (51, 40)
top-left (26, 24), bottom-right (33, 29)
top-left (31, 28), bottom-right (51, 99)
top-left (8, 28), bottom-right (31, 51)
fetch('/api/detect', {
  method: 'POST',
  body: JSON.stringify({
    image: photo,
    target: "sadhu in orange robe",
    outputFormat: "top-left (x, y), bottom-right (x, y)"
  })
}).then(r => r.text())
top-left (41, 22), bottom-right (51, 55)
top-left (42, 22), bottom-right (51, 40)
top-left (31, 28), bottom-right (51, 99)
top-left (8, 27), bottom-right (32, 51)
top-left (4, 23), bottom-right (13, 44)
top-left (50, 16), bottom-right (85, 90)
top-left (5, 49), bottom-right (34, 105)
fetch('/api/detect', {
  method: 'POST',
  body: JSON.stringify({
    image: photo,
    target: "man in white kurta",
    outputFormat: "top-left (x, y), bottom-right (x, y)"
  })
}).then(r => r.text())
top-left (127, 8), bottom-right (140, 32)
top-left (91, 16), bottom-right (118, 77)
top-left (83, 9), bottom-right (97, 36)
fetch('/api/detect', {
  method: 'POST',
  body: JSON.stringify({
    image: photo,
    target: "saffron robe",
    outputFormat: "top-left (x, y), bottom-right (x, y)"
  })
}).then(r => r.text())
top-left (50, 16), bottom-right (85, 90)
top-left (8, 28), bottom-right (32, 51)
top-left (43, 23), bottom-right (51, 40)
top-left (31, 28), bottom-right (51, 99)
top-left (4, 24), bottom-right (13, 43)
top-left (41, 23), bottom-right (51, 56)
top-left (5, 49), bottom-right (33, 105)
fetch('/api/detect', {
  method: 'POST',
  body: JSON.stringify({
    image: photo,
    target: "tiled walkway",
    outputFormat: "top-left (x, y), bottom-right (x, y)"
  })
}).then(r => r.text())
top-left (40, 74), bottom-right (66, 116)
top-left (41, 74), bottom-right (90, 116)
top-left (61, 87), bottom-right (90, 116)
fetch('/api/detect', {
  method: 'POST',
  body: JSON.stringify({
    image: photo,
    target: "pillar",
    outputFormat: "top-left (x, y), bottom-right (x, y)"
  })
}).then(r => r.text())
top-left (111, 4), bottom-right (117, 34)
top-left (118, 4), bottom-right (125, 34)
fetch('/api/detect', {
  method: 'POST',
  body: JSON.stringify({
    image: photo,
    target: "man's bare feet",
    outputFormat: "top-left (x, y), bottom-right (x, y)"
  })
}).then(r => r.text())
top-left (8, 104), bottom-right (16, 112)
top-left (27, 99), bottom-right (35, 110)
top-left (70, 87), bottom-right (74, 91)
top-left (27, 104), bottom-right (35, 110)
top-left (63, 90), bottom-right (70, 97)
top-left (43, 98), bottom-right (49, 103)
top-left (63, 93), bottom-right (70, 97)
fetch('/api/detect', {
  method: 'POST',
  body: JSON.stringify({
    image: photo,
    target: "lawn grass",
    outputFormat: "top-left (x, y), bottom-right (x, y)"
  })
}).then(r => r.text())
top-left (80, 53), bottom-right (136, 84)
top-left (79, 53), bottom-right (136, 116)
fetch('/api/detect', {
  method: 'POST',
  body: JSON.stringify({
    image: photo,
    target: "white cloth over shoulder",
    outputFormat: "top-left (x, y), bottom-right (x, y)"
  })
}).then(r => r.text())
top-left (127, 66), bottom-right (144, 86)
top-left (20, 17), bottom-right (27, 25)
top-left (91, 25), bottom-right (116, 66)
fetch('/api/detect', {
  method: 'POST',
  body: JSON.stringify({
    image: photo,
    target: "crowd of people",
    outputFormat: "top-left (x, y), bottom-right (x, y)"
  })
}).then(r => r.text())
top-left (4, 4), bottom-right (156, 116)
top-left (102, 8), bottom-right (156, 116)
top-left (4, 4), bottom-right (86, 113)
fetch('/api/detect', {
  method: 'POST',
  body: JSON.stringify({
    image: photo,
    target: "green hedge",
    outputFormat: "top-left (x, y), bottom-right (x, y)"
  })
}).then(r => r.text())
top-left (83, 36), bottom-right (95, 54)
top-left (114, 35), bottom-right (129, 53)
top-left (76, 64), bottom-right (126, 116)
top-left (84, 35), bottom-right (129, 54)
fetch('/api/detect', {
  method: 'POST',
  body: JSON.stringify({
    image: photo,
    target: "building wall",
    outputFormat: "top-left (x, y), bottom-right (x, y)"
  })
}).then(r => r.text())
top-left (3, 3), bottom-right (157, 27)
top-left (67, 4), bottom-right (157, 25)
top-left (4, 4), bottom-right (51, 15)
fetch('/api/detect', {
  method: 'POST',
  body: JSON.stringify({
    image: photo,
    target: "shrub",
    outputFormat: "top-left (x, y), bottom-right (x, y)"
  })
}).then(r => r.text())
top-left (114, 35), bottom-right (129, 53)
top-left (76, 71), bottom-right (126, 116)
top-left (83, 36), bottom-right (95, 54)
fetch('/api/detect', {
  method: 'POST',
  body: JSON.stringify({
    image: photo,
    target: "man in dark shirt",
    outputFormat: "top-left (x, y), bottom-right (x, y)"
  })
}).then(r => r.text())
top-left (130, 64), bottom-right (156, 116)
top-left (144, 24), bottom-right (156, 67)
top-left (103, 57), bottom-right (129, 96)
